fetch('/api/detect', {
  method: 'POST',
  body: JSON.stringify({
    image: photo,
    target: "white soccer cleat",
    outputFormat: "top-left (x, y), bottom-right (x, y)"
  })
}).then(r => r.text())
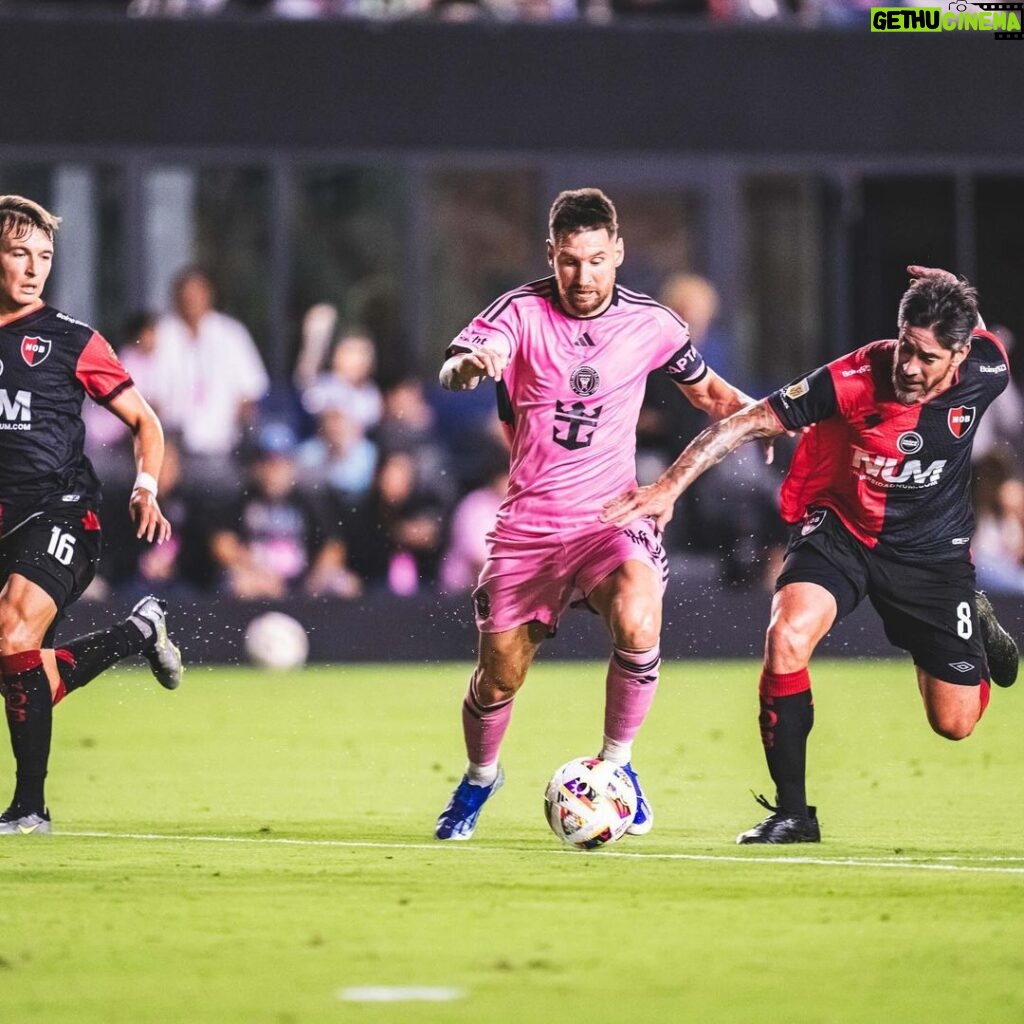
top-left (130, 596), bottom-right (184, 690)
top-left (0, 805), bottom-right (52, 835)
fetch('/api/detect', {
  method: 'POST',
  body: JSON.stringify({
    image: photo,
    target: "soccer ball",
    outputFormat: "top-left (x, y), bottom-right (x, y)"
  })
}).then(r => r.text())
top-left (243, 612), bottom-right (309, 670)
top-left (544, 757), bottom-right (638, 849)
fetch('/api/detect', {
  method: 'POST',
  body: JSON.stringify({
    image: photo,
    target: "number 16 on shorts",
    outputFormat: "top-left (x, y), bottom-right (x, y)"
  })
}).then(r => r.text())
top-left (47, 526), bottom-right (77, 566)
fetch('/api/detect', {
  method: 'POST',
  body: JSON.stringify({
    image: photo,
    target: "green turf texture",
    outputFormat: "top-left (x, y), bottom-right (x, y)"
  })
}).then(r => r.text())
top-left (2, 659), bottom-right (1022, 1023)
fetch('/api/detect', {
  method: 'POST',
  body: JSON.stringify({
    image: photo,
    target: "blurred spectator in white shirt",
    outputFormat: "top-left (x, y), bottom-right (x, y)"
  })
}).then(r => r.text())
top-left (149, 266), bottom-right (269, 493)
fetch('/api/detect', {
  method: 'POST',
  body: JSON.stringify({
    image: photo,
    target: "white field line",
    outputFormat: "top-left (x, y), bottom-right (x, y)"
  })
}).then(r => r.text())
top-left (58, 831), bottom-right (1024, 875)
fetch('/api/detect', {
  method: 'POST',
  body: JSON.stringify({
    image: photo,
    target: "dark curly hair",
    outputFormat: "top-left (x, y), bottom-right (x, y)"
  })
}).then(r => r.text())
top-left (898, 276), bottom-right (979, 352)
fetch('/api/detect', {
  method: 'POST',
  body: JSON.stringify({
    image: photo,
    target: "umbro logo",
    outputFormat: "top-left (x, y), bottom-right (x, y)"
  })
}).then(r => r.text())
top-left (573, 332), bottom-right (595, 347)
top-left (948, 661), bottom-right (974, 674)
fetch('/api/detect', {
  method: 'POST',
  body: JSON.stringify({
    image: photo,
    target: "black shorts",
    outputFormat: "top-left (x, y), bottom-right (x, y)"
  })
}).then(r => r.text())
top-left (0, 510), bottom-right (102, 615)
top-left (776, 508), bottom-right (987, 686)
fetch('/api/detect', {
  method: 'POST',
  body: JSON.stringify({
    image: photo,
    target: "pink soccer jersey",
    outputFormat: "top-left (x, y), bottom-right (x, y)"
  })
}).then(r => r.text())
top-left (449, 277), bottom-right (707, 535)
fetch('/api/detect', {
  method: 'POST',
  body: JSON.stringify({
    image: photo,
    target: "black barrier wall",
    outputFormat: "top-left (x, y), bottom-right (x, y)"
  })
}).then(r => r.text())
top-left (3, 15), bottom-right (1022, 158)
top-left (58, 590), bottom-right (1024, 665)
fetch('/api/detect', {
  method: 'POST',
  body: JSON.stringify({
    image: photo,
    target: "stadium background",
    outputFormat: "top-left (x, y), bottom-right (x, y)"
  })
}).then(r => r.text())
top-left (3, 7), bottom-right (1023, 661)
top-left (4, 11), bottom-right (1024, 1024)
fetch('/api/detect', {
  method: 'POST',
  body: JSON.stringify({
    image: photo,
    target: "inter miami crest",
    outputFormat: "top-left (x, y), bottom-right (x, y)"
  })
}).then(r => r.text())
top-left (570, 365), bottom-right (600, 397)
top-left (21, 336), bottom-right (52, 367)
top-left (947, 406), bottom-right (976, 438)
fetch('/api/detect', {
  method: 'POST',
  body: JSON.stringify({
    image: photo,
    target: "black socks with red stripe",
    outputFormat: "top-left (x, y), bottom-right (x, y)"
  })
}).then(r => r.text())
top-left (759, 667), bottom-right (814, 817)
top-left (2, 651), bottom-right (52, 813)
top-left (53, 620), bottom-right (148, 701)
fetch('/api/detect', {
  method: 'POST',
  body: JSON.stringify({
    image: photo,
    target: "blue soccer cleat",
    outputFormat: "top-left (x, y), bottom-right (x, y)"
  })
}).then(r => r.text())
top-left (621, 761), bottom-right (654, 836)
top-left (434, 768), bottom-right (504, 841)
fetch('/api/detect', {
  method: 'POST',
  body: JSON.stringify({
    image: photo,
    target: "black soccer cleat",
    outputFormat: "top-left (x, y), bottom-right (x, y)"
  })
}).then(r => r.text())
top-left (976, 591), bottom-right (1018, 688)
top-left (736, 793), bottom-right (821, 845)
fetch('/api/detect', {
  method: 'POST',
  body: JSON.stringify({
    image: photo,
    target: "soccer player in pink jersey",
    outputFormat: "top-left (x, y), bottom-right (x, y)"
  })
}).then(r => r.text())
top-left (434, 188), bottom-right (761, 840)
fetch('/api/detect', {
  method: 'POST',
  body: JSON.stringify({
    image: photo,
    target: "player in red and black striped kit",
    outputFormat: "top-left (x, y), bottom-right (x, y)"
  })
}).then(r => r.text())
top-left (0, 196), bottom-right (183, 835)
top-left (603, 267), bottom-right (1019, 844)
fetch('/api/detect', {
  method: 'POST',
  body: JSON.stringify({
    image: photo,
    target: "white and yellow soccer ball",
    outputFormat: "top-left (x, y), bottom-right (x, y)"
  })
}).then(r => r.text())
top-left (243, 611), bottom-right (309, 670)
top-left (544, 757), bottom-right (638, 849)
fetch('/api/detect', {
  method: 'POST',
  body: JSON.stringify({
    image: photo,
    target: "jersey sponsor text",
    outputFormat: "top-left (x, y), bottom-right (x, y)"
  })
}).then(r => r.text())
top-left (0, 389), bottom-right (32, 429)
top-left (851, 447), bottom-right (946, 488)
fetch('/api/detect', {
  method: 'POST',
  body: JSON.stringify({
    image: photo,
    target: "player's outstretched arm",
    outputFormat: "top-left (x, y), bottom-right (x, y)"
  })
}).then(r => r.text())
top-left (439, 346), bottom-right (509, 391)
top-left (106, 386), bottom-right (172, 544)
top-left (602, 399), bottom-right (784, 530)
top-left (674, 367), bottom-right (776, 464)
top-left (676, 367), bottom-right (754, 422)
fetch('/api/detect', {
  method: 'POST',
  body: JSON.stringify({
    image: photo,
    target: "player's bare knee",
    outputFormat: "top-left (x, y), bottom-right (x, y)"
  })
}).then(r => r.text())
top-left (474, 668), bottom-right (522, 705)
top-left (0, 606), bottom-right (36, 654)
top-left (607, 600), bottom-right (660, 650)
top-left (928, 710), bottom-right (977, 741)
top-left (474, 653), bottom-right (528, 703)
top-left (764, 622), bottom-right (815, 673)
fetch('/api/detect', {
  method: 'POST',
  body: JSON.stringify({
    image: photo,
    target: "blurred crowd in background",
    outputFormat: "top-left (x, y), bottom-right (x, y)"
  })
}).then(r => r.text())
top-left (3, 3), bottom-right (1019, 604)
top-left (81, 263), bottom-right (1024, 604)
top-left (3, 0), bottom-right (878, 27)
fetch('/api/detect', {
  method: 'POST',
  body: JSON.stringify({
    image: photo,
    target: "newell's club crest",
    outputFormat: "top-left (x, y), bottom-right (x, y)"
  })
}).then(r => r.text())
top-left (570, 365), bottom-right (600, 397)
top-left (800, 508), bottom-right (828, 536)
top-left (947, 406), bottom-right (976, 439)
top-left (21, 336), bottom-right (52, 367)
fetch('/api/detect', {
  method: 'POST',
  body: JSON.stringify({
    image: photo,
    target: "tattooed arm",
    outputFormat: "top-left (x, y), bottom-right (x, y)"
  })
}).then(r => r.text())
top-left (602, 399), bottom-right (785, 530)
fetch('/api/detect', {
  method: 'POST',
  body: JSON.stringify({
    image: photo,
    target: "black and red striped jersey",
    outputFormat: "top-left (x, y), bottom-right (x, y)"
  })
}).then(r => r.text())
top-left (767, 330), bottom-right (1009, 562)
top-left (0, 304), bottom-right (133, 533)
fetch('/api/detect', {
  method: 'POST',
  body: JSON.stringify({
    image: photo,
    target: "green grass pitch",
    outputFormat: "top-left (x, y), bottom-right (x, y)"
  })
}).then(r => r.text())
top-left (3, 658), bottom-right (1023, 1023)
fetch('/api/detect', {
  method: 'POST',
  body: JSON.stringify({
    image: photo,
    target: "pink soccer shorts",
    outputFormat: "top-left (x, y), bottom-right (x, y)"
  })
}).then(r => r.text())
top-left (471, 518), bottom-right (668, 635)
